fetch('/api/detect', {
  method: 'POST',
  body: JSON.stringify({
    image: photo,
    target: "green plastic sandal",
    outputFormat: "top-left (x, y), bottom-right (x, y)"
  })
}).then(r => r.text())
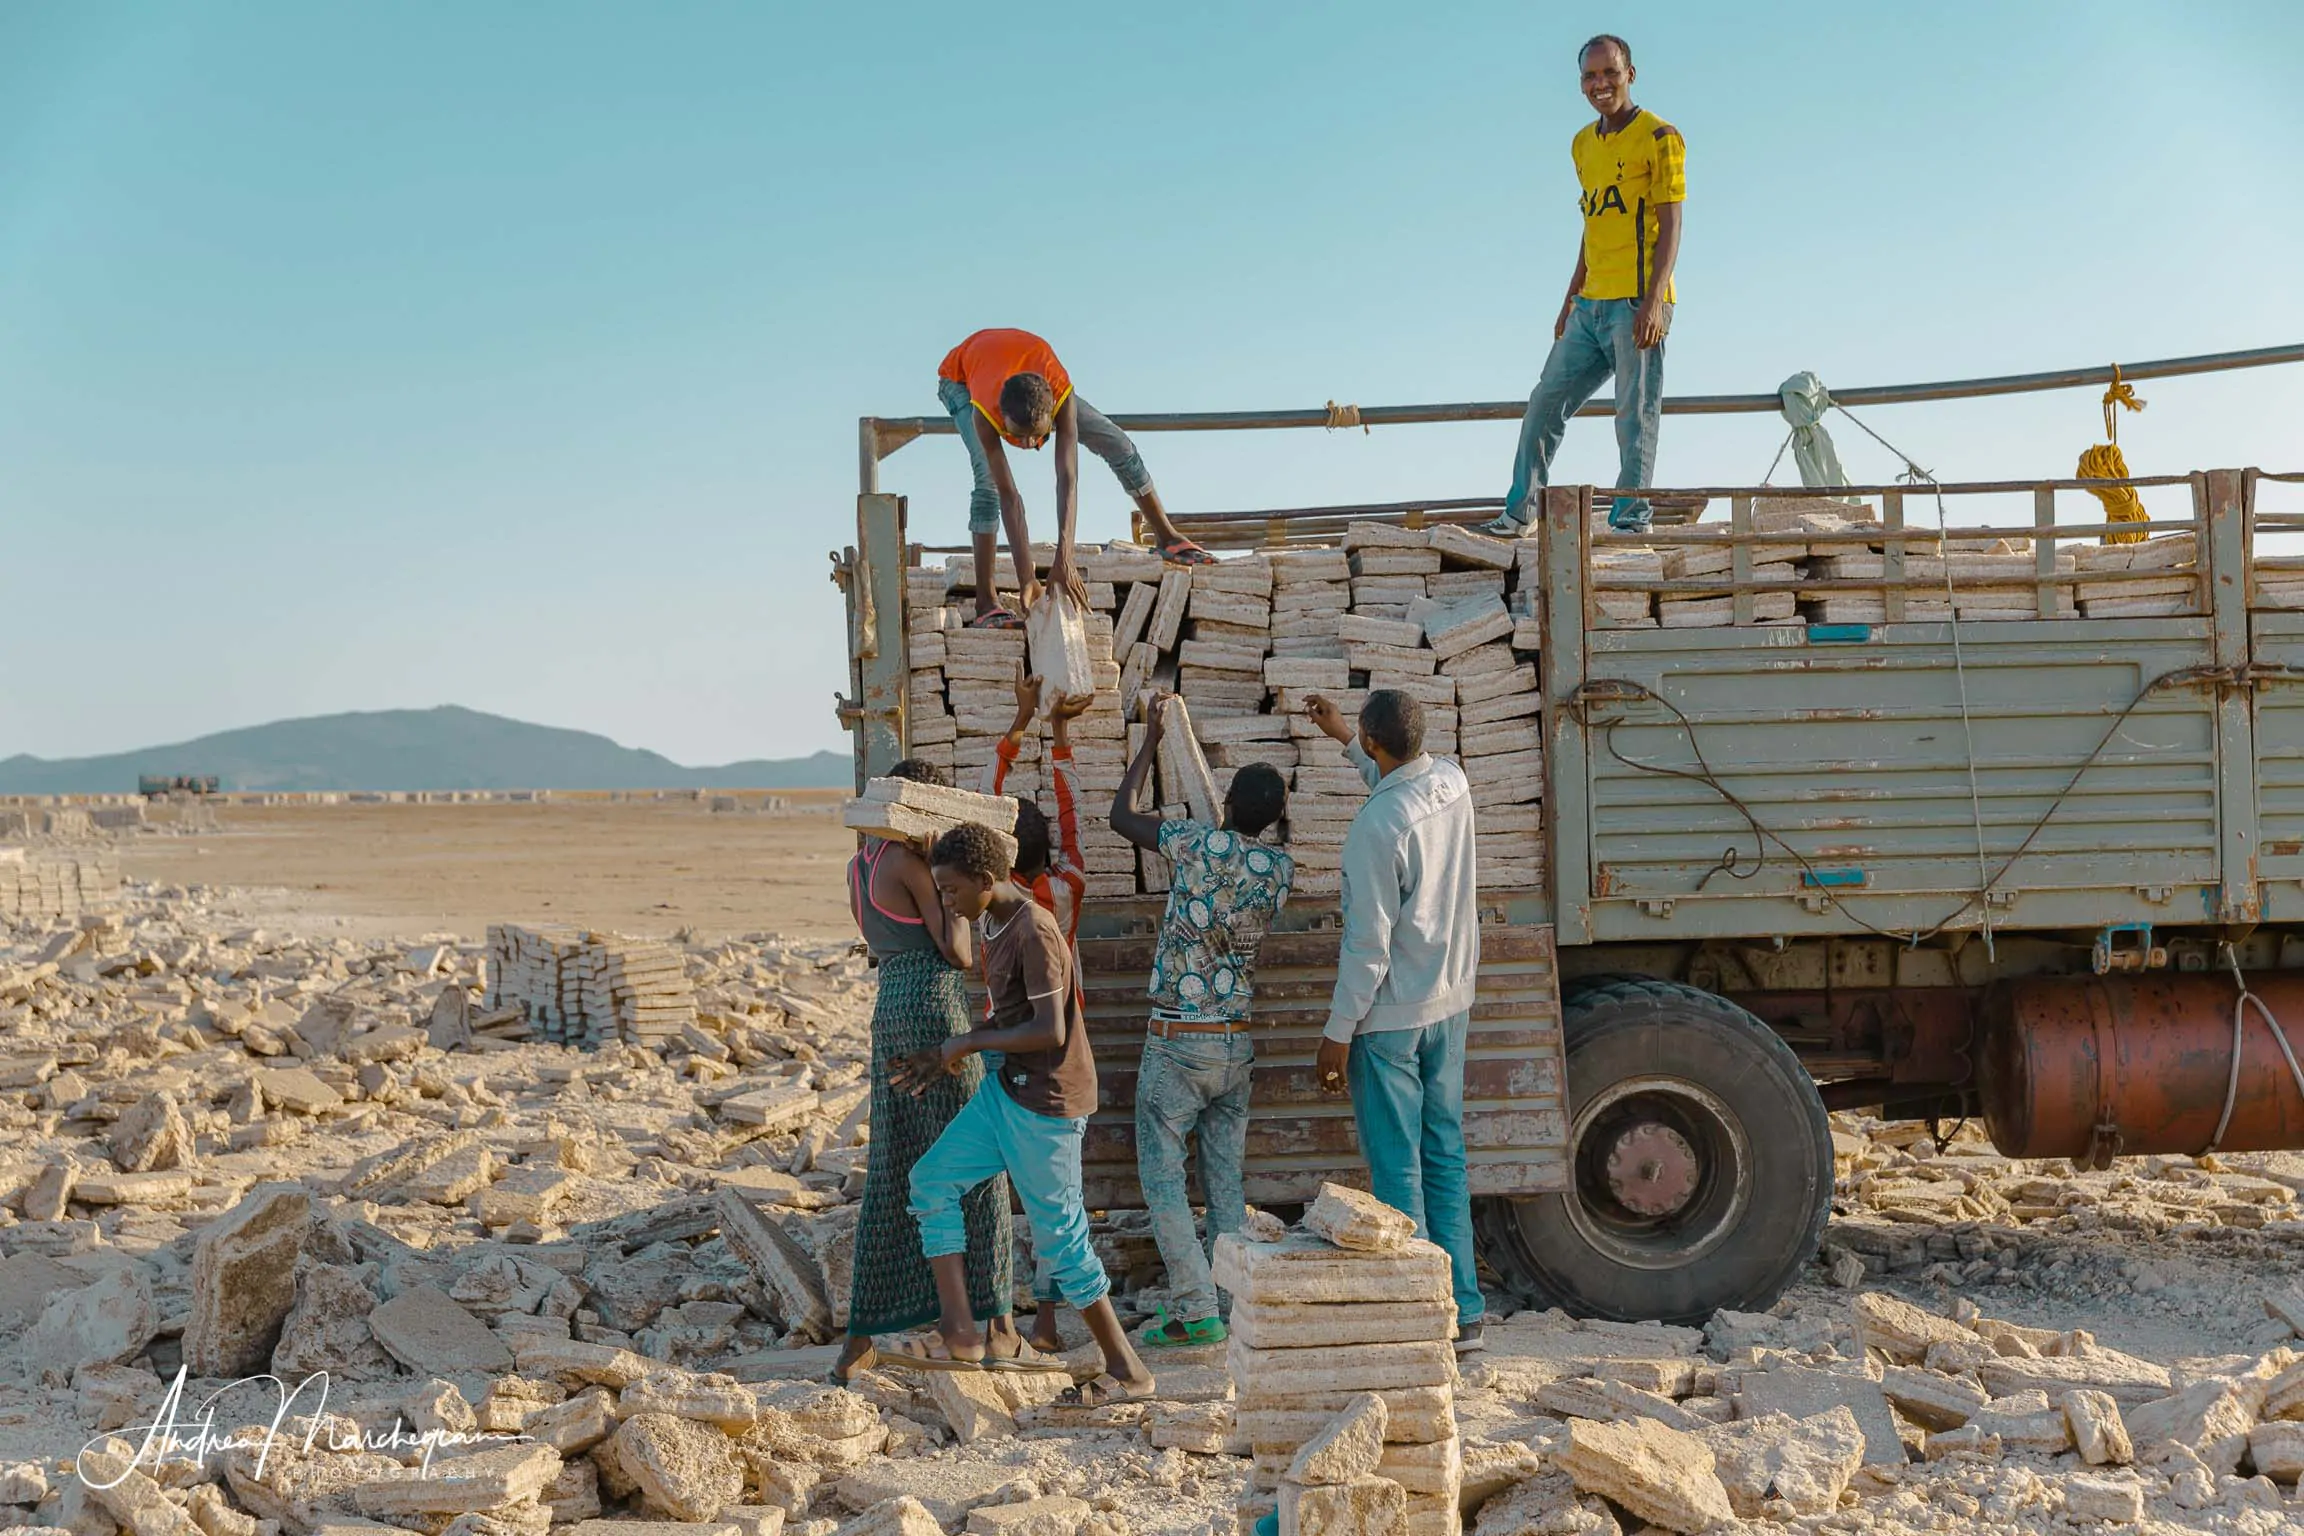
top-left (1138, 1309), bottom-right (1227, 1349)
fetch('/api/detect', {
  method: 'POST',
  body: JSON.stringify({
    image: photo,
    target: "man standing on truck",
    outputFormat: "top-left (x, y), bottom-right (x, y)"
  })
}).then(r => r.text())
top-left (1108, 695), bottom-right (1295, 1350)
top-left (938, 328), bottom-right (1215, 630)
top-left (1481, 33), bottom-right (1684, 539)
top-left (1303, 688), bottom-right (1487, 1352)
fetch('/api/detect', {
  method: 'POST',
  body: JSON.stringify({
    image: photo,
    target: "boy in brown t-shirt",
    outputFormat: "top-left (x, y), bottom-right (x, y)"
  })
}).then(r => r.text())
top-left (887, 823), bottom-right (1156, 1403)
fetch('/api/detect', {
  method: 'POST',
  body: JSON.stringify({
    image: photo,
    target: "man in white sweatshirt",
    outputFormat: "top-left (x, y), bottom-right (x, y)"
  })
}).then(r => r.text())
top-left (1303, 688), bottom-right (1486, 1352)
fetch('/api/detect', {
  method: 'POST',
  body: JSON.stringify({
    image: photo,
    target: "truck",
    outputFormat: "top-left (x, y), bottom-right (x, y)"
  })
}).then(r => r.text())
top-left (138, 774), bottom-right (220, 798)
top-left (833, 351), bottom-right (2304, 1326)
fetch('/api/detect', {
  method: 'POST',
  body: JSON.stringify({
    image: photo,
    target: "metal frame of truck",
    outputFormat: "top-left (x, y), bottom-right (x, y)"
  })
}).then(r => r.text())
top-left (836, 350), bottom-right (2304, 1325)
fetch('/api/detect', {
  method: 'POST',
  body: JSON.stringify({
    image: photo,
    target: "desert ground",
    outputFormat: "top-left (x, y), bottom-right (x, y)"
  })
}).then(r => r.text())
top-left (5, 801), bottom-right (2304, 1535)
top-left (117, 796), bottom-right (857, 943)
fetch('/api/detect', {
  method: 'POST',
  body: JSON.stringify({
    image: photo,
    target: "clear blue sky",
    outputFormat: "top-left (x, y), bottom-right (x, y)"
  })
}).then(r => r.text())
top-left (5, 1), bottom-right (2301, 765)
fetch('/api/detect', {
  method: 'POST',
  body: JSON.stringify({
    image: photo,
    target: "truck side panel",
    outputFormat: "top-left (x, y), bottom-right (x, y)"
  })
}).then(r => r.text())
top-left (2251, 609), bottom-right (2304, 920)
top-left (1574, 619), bottom-right (2226, 941)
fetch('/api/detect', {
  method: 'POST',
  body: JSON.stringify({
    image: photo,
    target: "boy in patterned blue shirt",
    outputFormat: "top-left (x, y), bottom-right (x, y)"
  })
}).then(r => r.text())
top-left (1110, 695), bottom-right (1294, 1347)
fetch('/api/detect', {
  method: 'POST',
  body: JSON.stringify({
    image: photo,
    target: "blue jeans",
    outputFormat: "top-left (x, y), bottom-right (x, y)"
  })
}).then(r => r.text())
top-left (1135, 1032), bottom-right (1254, 1322)
top-left (1502, 296), bottom-right (1671, 532)
top-left (910, 1076), bottom-right (1111, 1309)
top-left (1347, 1012), bottom-right (1483, 1328)
top-left (939, 377), bottom-right (1157, 535)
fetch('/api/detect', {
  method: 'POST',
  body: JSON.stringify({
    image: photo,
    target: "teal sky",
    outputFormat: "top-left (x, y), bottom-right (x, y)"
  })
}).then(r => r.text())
top-left (5, 2), bottom-right (2301, 765)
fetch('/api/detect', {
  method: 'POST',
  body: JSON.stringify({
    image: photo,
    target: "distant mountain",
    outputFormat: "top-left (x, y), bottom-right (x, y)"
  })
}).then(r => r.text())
top-left (0, 706), bottom-right (850, 795)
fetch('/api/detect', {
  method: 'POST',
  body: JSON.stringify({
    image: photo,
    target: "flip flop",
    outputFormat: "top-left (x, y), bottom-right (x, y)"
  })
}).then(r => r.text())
top-left (967, 607), bottom-right (1024, 630)
top-left (1158, 538), bottom-right (1219, 567)
top-left (876, 1332), bottom-right (986, 1373)
top-left (1056, 1371), bottom-right (1157, 1407)
top-left (984, 1341), bottom-right (1072, 1375)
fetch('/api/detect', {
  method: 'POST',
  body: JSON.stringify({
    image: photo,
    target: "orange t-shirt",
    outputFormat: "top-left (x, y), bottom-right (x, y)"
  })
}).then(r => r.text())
top-left (938, 329), bottom-right (1074, 447)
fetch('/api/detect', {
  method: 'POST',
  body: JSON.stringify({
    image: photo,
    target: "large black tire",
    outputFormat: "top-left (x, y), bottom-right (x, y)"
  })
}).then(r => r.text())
top-left (1476, 978), bottom-right (1832, 1325)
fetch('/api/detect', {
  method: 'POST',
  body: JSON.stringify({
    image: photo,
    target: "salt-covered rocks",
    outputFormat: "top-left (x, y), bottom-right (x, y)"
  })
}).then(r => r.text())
top-left (24, 1266), bottom-right (157, 1384)
top-left (185, 1183), bottom-right (310, 1377)
top-left (1303, 1184), bottom-right (1416, 1253)
top-left (272, 1262), bottom-right (393, 1379)
top-left (1287, 1394), bottom-right (1388, 1484)
top-left (1556, 1418), bottom-right (1735, 1534)
top-left (610, 1412), bottom-right (746, 1522)
top-left (107, 1090), bottom-right (193, 1173)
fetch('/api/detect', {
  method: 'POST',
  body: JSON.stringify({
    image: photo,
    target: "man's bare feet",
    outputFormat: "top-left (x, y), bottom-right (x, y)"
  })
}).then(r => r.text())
top-left (1028, 1310), bottom-right (1066, 1354)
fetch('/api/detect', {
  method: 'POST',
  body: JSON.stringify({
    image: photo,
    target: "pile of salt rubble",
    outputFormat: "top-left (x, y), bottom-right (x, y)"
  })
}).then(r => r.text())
top-left (10, 884), bottom-right (2304, 1534)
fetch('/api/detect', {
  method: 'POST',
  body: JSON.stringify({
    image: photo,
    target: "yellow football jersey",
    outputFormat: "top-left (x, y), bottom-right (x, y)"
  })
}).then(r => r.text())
top-left (1573, 108), bottom-right (1685, 302)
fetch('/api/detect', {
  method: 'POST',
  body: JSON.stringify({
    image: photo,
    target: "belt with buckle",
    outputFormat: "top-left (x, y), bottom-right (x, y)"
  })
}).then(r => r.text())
top-left (1147, 1017), bottom-right (1252, 1039)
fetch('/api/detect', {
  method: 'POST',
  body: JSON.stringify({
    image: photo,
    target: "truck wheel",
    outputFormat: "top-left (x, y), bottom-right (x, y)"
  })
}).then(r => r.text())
top-left (1477, 978), bottom-right (1832, 1325)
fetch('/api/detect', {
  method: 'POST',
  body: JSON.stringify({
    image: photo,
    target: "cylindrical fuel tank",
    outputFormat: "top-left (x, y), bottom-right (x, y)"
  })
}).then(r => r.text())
top-left (1979, 973), bottom-right (2304, 1161)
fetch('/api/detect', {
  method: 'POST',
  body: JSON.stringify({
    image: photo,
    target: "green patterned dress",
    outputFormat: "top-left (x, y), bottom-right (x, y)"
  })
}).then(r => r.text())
top-left (846, 840), bottom-right (1013, 1335)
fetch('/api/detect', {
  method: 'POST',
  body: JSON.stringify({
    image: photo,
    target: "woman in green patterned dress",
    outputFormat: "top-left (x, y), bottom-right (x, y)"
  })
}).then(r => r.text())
top-left (833, 760), bottom-right (1016, 1381)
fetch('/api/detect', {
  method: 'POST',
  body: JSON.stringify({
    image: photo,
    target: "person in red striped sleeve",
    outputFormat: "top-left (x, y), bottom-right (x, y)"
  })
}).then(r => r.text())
top-left (978, 667), bottom-right (1089, 949)
top-left (979, 666), bottom-right (1092, 1355)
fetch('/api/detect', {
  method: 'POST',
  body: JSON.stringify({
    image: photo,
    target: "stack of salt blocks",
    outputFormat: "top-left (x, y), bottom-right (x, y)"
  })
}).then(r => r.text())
top-left (1589, 495), bottom-right (2207, 628)
top-left (1215, 1183), bottom-right (1463, 1536)
top-left (904, 552), bottom-right (1137, 896)
top-left (902, 524), bottom-right (1544, 899)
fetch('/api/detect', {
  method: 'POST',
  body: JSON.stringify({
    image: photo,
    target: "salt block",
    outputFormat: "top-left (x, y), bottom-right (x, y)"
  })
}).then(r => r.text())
top-left (965, 1495), bottom-right (1093, 1534)
top-left (2063, 1471), bottom-right (2145, 1522)
top-left (1304, 1183), bottom-right (1417, 1253)
top-left (853, 777), bottom-right (1020, 831)
top-left (1027, 592), bottom-right (1098, 700)
top-left (1159, 699), bottom-right (1222, 823)
top-left (368, 1283), bottom-right (514, 1376)
top-left (1557, 1417), bottom-right (1734, 1534)
top-left (1228, 1338), bottom-right (1455, 1394)
top-left (1212, 1231), bottom-right (1452, 1306)
top-left (2062, 1389), bottom-right (2133, 1466)
top-left (1147, 567), bottom-right (1194, 651)
top-left (1427, 525), bottom-right (1516, 570)
top-left (353, 1442), bottom-right (562, 1517)
top-left (1231, 1299), bottom-right (1456, 1351)
top-left (1696, 1406), bottom-right (1864, 1518)
top-left (1288, 1394), bottom-right (1387, 1485)
top-left (1278, 1475), bottom-right (1404, 1536)
top-left (1236, 1386), bottom-right (1455, 1444)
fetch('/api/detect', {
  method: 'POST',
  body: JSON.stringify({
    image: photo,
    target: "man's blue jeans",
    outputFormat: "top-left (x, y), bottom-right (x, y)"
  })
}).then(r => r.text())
top-left (1347, 1012), bottom-right (1484, 1328)
top-left (1501, 296), bottom-right (1671, 532)
top-left (1135, 1032), bottom-right (1253, 1322)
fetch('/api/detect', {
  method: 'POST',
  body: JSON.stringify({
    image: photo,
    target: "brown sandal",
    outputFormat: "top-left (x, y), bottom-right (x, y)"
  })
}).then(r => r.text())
top-left (1056, 1371), bottom-right (1157, 1406)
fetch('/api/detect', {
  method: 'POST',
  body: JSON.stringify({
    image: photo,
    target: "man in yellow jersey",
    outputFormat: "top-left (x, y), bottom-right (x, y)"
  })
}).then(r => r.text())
top-left (1484, 34), bottom-right (1684, 538)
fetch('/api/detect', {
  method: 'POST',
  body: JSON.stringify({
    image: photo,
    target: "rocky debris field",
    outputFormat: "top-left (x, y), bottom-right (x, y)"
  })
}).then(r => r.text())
top-left (4, 882), bottom-right (2304, 1534)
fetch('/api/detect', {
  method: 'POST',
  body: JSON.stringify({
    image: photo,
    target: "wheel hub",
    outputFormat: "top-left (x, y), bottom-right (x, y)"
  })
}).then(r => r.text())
top-left (1604, 1122), bottom-right (1700, 1216)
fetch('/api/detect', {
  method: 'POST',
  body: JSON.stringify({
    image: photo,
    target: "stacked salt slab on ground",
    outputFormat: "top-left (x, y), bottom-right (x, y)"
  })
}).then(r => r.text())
top-left (1217, 1184), bottom-right (1463, 1535)
top-left (0, 847), bottom-right (122, 925)
top-left (903, 524), bottom-right (1546, 898)
top-left (485, 924), bottom-right (697, 1049)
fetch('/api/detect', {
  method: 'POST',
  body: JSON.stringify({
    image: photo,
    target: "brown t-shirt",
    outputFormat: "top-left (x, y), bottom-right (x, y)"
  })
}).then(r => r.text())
top-left (979, 899), bottom-right (1097, 1119)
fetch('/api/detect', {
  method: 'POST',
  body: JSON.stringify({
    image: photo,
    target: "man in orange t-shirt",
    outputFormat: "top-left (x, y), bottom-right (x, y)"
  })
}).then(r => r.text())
top-left (938, 328), bottom-right (1213, 629)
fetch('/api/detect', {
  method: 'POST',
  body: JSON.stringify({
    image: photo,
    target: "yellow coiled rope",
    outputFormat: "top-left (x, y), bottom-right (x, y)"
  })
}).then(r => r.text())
top-left (2080, 364), bottom-right (2148, 544)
